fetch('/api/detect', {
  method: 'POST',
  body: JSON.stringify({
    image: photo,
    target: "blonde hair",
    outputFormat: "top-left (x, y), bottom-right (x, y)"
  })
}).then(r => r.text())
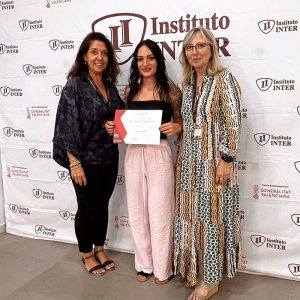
top-left (179, 27), bottom-right (224, 87)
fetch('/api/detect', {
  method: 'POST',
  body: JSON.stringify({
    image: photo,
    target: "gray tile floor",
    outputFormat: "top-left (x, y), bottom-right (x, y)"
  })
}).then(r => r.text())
top-left (0, 232), bottom-right (299, 300)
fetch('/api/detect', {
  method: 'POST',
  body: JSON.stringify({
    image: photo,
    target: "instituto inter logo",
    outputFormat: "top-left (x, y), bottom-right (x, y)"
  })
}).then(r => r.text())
top-left (258, 19), bottom-right (298, 34)
top-left (23, 64), bottom-right (47, 75)
top-left (0, 43), bottom-right (18, 54)
top-left (251, 234), bottom-right (286, 250)
top-left (288, 264), bottom-right (300, 276)
top-left (92, 12), bottom-right (231, 65)
top-left (19, 19), bottom-right (43, 31)
top-left (59, 211), bottom-right (75, 221)
top-left (294, 161), bottom-right (300, 173)
top-left (116, 175), bottom-right (125, 185)
top-left (9, 204), bottom-right (30, 215)
top-left (52, 85), bottom-right (63, 96)
top-left (254, 133), bottom-right (292, 147)
top-left (29, 148), bottom-right (52, 159)
top-left (3, 127), bottom-right (25, 138)
top-left (291, 214), bottom-right (300, 226)
top-left (35, 224), bottom-right (56, 236)
top-left (256, 78), bottom-right (295, 91)
top-left (57, 170), bottom-right (71, 181)
top-left (0, 86), bottom-right (22, 96)
top-left (0, 1), bottom-right (15, 10)
top-left (49, 39), bottom-right (74, 51)
top-left (32, 189), bottom-right (55, 200)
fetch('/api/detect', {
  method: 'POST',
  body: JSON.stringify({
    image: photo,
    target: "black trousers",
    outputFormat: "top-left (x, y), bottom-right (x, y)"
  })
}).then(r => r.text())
top-left (72, 159), bottom-right (118, 253)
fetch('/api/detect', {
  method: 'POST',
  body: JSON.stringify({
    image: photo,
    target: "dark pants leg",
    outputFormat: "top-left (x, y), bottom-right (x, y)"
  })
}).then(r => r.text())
top-left (72, 158), bottom-right (118, 253)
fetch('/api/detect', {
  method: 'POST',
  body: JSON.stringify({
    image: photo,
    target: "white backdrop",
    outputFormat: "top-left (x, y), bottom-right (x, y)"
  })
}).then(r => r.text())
top-left (0, 0), bottom-right (299, 281)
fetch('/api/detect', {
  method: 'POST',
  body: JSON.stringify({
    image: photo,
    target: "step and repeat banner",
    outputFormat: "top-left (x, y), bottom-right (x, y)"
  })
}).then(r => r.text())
top-left (0, 0), bottom-right (299, 280)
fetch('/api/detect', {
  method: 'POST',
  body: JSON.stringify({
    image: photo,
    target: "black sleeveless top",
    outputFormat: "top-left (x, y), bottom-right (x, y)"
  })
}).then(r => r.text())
top-left (128, 100), bottom-right (172, 139)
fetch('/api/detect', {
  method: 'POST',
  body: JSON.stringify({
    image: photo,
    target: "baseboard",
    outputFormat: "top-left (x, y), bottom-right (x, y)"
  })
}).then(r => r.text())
top-left (0, 223), bottom-right (6, 234)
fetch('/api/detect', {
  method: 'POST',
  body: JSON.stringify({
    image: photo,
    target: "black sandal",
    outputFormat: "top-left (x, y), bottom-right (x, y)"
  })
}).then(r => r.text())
top-left (136, 271), bottom-right (153, 282)
top-left (81, 254), bottom-right (105, 276)
top-left (94, 249), bottom-right (115, 271)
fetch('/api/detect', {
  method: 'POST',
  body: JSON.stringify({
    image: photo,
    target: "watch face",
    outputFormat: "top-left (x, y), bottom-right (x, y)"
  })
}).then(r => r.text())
top-left (221, 155), bottom-right (233, 162)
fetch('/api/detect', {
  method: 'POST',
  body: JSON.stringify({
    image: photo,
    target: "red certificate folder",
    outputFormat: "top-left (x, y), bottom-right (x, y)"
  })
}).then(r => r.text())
top-left (113, 110), bottom-right (127, 143)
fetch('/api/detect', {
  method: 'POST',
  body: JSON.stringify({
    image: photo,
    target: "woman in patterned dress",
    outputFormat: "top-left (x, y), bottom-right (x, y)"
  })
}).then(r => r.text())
top-left (174, 27), bottom-right (242, 300)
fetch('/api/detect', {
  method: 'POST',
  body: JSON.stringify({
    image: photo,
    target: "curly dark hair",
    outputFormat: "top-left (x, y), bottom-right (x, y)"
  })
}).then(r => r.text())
top-left (126, 39), bottom-right (172, 105)
top-left (67, 32), bottom-right (119, 87)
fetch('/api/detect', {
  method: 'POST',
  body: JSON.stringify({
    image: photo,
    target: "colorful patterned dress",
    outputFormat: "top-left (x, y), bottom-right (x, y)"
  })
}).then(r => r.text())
top-left (174, 69), bottom-right (242, 287)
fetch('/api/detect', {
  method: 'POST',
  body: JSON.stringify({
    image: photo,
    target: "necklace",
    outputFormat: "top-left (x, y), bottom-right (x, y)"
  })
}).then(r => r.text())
top-left (86, 74), bottom-right (108, 103)
top-left (192, 83), bottom-right (204, 123)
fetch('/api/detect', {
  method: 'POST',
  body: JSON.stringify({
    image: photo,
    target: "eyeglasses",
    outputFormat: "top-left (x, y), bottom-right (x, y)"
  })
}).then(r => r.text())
top-left (184, 43), bottom-right (209, 51)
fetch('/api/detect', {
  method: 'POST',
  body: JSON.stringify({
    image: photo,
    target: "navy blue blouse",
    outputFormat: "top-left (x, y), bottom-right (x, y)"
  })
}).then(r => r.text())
top-left (53, 76), bottom-right (124, 168)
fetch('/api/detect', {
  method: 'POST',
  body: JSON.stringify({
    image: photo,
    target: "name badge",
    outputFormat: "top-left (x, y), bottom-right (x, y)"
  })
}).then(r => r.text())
top-left (194, 128), bottom-right (202, 138)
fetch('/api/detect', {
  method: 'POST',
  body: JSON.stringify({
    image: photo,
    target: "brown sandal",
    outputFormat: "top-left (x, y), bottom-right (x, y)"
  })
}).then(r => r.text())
top-left (136, 271), bottom-right (153, 282)
top-left (81, 254), bottom-right (105, 276)
top-left (94, 249), bottom-right (115, 271)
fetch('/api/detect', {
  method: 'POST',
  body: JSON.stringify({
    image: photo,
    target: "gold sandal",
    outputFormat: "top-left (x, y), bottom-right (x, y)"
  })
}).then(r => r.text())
top-left (189, 282), bottom-right (219, 300)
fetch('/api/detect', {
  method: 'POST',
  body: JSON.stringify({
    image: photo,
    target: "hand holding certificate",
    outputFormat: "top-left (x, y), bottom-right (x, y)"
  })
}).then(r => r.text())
top-left (113, 109), bottom-right (162, 145)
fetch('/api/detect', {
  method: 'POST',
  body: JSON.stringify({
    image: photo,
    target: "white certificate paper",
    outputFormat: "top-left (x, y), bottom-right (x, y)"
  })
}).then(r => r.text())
top-left (113, 109), bottom-right (163, 145)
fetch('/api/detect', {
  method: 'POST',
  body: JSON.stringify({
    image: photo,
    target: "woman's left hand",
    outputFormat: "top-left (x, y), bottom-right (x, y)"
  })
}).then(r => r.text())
top-left (215, 159), bottom-right (233, 185)
top-left (105, 120), bottom-right (115, 136)
top-left (160, 122), bottom-right (182, 136)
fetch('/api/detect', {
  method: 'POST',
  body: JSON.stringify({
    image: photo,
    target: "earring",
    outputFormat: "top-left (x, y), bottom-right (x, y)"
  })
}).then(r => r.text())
top-left (137, 75), bottom-right (141, 85)
top-left (84, 61), bottom-right (87, 66)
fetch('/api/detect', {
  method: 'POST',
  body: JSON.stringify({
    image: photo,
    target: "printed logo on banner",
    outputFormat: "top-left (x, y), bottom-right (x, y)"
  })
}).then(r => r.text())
top-left (32, 189), bottom-right (55, 200)
top-left (297, 106), bottom-right (300, 115)
top-left (241, 108), bottom-right (247, 119)
top-left (251, 234), bottom-right (286, 250)
top-left (254, 133), bottom-right (270, 146)
top-left (241, 255), bottom-right (248, 269)
top-left (114, 215), bottom-right (130, 228)
top-left (92, 13), bottom-right (147, 65)
top-left (256, 78), bottom-right (295, 91)
top-left (27, 106), bottom-right (50, 119)
top-left (23, 64), bottom-right (47, 76)
top-left (294, 161), bottom-right (300, 173)
top-left (49, 39), bottom-right (74, 51)
top-left (250, 235), bottom-right (266, 247)
top-left (19, 19), bottom-right (43, 31)
top-left (256, 78), bottom-right (273, 91)
top-left (6, 166), bottom-right (29, 178)
top-left (116, 175), bottom-right (125, 185)
top-left (291, 214), bottom-right (300, 226)
top-left (253, 184), bottom-right (291, 200)
top-left (2, 127), bottom-right (25, 138)
top-left (23, 64), bottom-right (33, 75)
top-left (0, 1), bottom-right (15, 10)
top-left (52, 85), bottom-right (63, 96)
top-left (9, 204), bottom-right (30, 215)
top-left (0, 43), bottom-right (19, 54)
top-left (46, 0), bottom-right (71, 8)
top-left (0, 86), bottom-right (22, 97)
top-left (28, 148), bottom-right (52, 159)
top-left (258, 20), bottom-right (275, 34)
top-left (258, 19), bottom-right (298, 34)
top-left (92, 12), bottom-right (232, 64)
top-left (254, 133), bottom-right (292, 147)
top-left (9, 204), bottom-right (18, 213)
top-left (59, 211), bottom-right (75, 221)
top-left (57, 171), bottom-right (71, 181)
top-left (288, 264), bottom-right (300, 276)
top-left (35, 224), bottom-right (56, 236)
top-left (238, 160), bottom-right (247, 171)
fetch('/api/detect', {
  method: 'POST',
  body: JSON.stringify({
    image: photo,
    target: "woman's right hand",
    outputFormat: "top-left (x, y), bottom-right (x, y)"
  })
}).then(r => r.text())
top-left (71, 166), bottom-right (87, 186)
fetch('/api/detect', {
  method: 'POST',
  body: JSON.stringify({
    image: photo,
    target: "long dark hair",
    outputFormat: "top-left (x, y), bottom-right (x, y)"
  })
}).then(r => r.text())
top-left (67, 32), bottom-right (120, 87)
top-left (127, 39), bottom-right (171, 105)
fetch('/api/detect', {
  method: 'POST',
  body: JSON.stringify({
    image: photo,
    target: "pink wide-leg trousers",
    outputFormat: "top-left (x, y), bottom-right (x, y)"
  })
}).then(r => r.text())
top-left (124, 140), bottom-right (174, 281)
